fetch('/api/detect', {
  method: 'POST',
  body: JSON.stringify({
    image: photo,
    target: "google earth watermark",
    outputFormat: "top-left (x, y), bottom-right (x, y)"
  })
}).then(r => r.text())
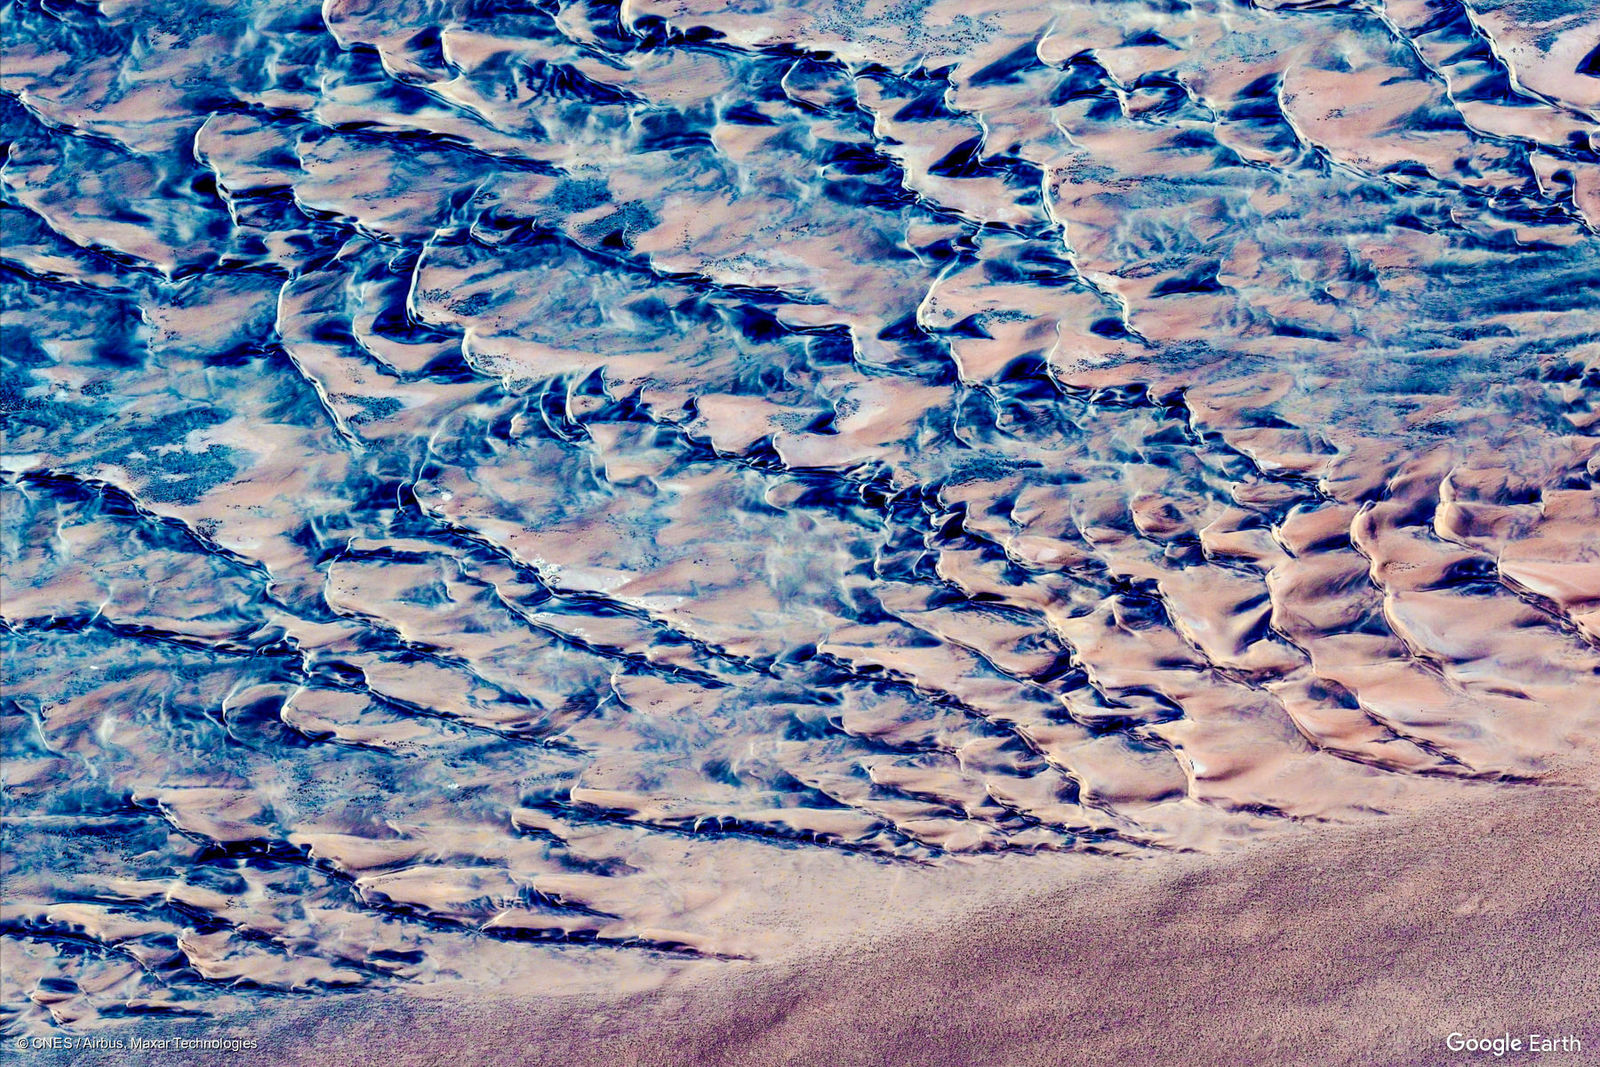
top-left (1444, 1032), bottom-right (1584, 1057)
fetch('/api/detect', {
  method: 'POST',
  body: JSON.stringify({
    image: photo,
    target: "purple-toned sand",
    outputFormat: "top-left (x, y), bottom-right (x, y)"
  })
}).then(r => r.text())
top-left (4, 0), bottom-right (1598, 1062)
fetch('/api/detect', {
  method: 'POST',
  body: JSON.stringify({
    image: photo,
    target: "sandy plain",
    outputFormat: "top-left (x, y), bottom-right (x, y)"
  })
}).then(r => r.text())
top-left (32, 779), bottom-right (1592, 1067)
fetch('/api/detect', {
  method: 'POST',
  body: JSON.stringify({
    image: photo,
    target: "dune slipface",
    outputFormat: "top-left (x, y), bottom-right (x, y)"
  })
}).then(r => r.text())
top-left (1, 0), bottom-right (1597, 1063)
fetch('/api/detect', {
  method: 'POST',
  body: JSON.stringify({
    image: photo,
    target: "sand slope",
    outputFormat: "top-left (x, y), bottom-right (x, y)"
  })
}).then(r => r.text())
top-left (43, 784), bottom-right (1588, 1067)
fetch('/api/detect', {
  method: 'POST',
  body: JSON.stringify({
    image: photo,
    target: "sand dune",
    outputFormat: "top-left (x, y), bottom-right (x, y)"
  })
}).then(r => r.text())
top-left (34, 783), bottom-right (1586, 1067)
top-left (5, 0), bottom-right (1599, 1057)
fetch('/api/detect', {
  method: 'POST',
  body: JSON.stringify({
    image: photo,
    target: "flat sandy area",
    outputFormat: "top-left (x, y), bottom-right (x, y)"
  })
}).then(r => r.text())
top-left (43, 781), bottom-right (1596, 1067)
